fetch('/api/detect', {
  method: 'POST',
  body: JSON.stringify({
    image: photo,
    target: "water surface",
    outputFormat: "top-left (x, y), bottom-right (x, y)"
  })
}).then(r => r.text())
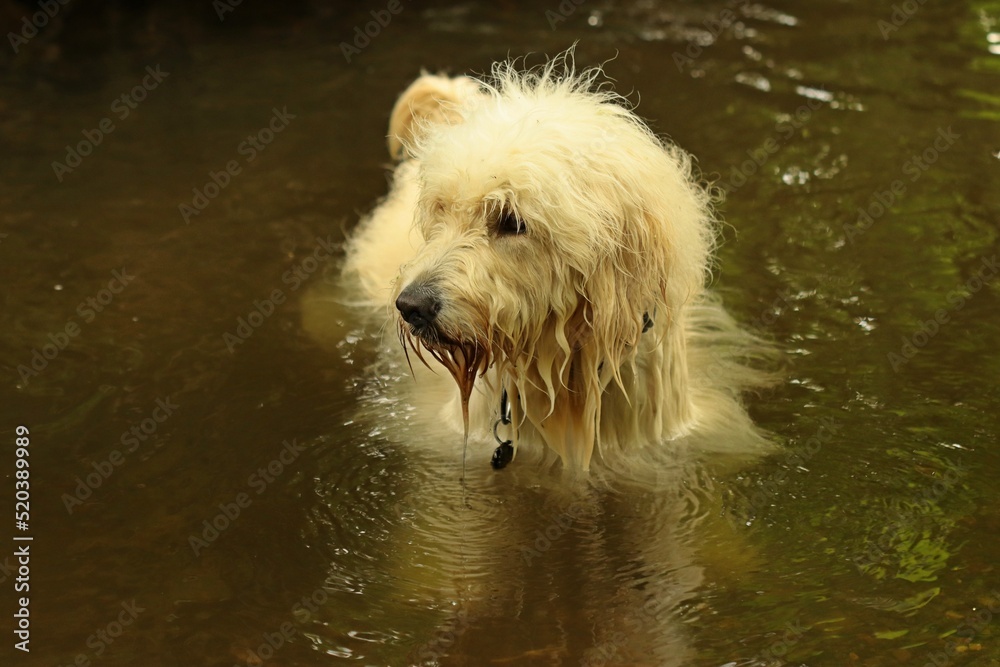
top-left (2, 1), bottom-right (999, 665)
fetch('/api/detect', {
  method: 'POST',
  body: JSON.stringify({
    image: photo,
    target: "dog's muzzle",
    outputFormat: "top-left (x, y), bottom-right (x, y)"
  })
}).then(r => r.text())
top-left (395, 283), bottom-right (443, 339)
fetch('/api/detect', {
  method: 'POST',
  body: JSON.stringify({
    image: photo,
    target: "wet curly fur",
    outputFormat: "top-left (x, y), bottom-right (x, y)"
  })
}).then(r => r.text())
top-left (342, 53), bottom-right (775, 475)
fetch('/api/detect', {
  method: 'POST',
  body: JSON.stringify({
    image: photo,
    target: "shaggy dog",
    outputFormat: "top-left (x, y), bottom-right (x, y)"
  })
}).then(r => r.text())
top-left (342, 54), bottom-right (773, 476)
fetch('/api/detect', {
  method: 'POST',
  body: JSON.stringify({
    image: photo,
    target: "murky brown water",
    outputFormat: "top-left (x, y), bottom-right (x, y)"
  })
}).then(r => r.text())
top-left (3, 1), bottom-right (1000, 665)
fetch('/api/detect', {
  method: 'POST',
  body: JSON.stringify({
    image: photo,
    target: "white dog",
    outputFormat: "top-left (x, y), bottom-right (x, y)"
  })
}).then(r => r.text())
top-left (342, 53), bottom-right (774, 476)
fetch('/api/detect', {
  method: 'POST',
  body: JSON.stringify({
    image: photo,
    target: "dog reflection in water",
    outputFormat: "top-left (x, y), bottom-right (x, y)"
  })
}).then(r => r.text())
top-left (320, 51), bottom-right (777, 665)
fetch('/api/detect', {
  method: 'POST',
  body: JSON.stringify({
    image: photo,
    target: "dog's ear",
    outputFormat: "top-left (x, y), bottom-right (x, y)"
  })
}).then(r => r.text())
top-left (622, 142), bottom-right (714, 329)
top-left (387, 74), bottom-right (482, 160)
top-left (573, 137), bottom-right (714, 375)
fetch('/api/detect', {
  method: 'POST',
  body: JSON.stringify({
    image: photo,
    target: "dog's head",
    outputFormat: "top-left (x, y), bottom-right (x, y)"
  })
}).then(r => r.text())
top-left (393, 61), bottom-right (715, 431)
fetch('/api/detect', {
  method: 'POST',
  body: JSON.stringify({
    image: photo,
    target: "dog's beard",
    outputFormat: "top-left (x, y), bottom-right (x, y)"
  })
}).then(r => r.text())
top-left (397, 322), bottom-right (492, 437)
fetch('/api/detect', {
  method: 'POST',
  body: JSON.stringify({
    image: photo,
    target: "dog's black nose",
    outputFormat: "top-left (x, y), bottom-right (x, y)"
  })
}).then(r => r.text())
top-left (395, 284), bottom-right (442, 328)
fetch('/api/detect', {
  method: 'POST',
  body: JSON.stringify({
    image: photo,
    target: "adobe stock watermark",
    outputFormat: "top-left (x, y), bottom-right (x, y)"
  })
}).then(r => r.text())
top-left (62, 397), bottom-right (179, 514)
top-left (232, 585), bottom-right (331, 667)
top-left (877, 0), bottom-right (928, 40)
top-left (51, 65), bottom-right (170, 182)
top-left (843, 126), bottom-right (960, 245)
top-left (545, 0), bottom-right (585, 30)
top-left (339, 0), bottom-right (406, 63)
top-left (520, 500), bottom-right (588, 565)
top-left (213, 0), bottom-right (243, 21)
top-left (178, 106), bottom-right (296, 224)
top-left (16, 267), bottom-right (135, 385)
top-left (852, 459), bottom-right (967, 575)
top-left (188, 438), bottom-right (307, 556)
top-left (739, 417), bottom-right (842, 519)
top-left (702, 285), bottom-right (804, 387)
top-left (581, 594), bottom-right (677, 666)
top-left (54, 600), bottom-right (145, 667)
top-left (740, 620), bottom-right (807, 665)
top-left (234, 624), bottom-right (297, 667)
top-left (917, 590), bottom-right (1000, 667)
top-left (223, 235), bottom-right (337, 352)
top-left (7, 0), bottom-right (71, 54)
top-left (672, 0), bottom-right (755, 73)
top-left (888, 255), bottom-right (997, 372)
top-left (408, 603), bottom-right (474, 664)
top-left (746, 288), bottom-right (797, 332)
top-left (13, 544), bottom-right (30, 652)
top-left (719, 93), bottom-right (826, 194)
top-left (566, 127), bottom-right (612, 169)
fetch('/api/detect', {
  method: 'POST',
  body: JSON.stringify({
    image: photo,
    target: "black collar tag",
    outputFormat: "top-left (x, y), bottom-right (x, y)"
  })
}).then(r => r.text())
top-left (491, 387), bottom-right (514, 469)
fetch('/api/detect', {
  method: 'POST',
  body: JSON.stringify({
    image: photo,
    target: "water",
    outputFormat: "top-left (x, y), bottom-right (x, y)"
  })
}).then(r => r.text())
top-left (2, 1), bottom-right (999, 665)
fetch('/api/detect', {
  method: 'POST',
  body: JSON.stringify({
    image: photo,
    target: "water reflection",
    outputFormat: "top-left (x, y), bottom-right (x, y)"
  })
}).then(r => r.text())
top-left (300, 280), bottom-right (775, 665)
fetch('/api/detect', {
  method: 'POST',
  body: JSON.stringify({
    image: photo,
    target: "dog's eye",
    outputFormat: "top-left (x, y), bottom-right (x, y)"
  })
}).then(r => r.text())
top-left (496, 210), bottom-right (526, 237)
